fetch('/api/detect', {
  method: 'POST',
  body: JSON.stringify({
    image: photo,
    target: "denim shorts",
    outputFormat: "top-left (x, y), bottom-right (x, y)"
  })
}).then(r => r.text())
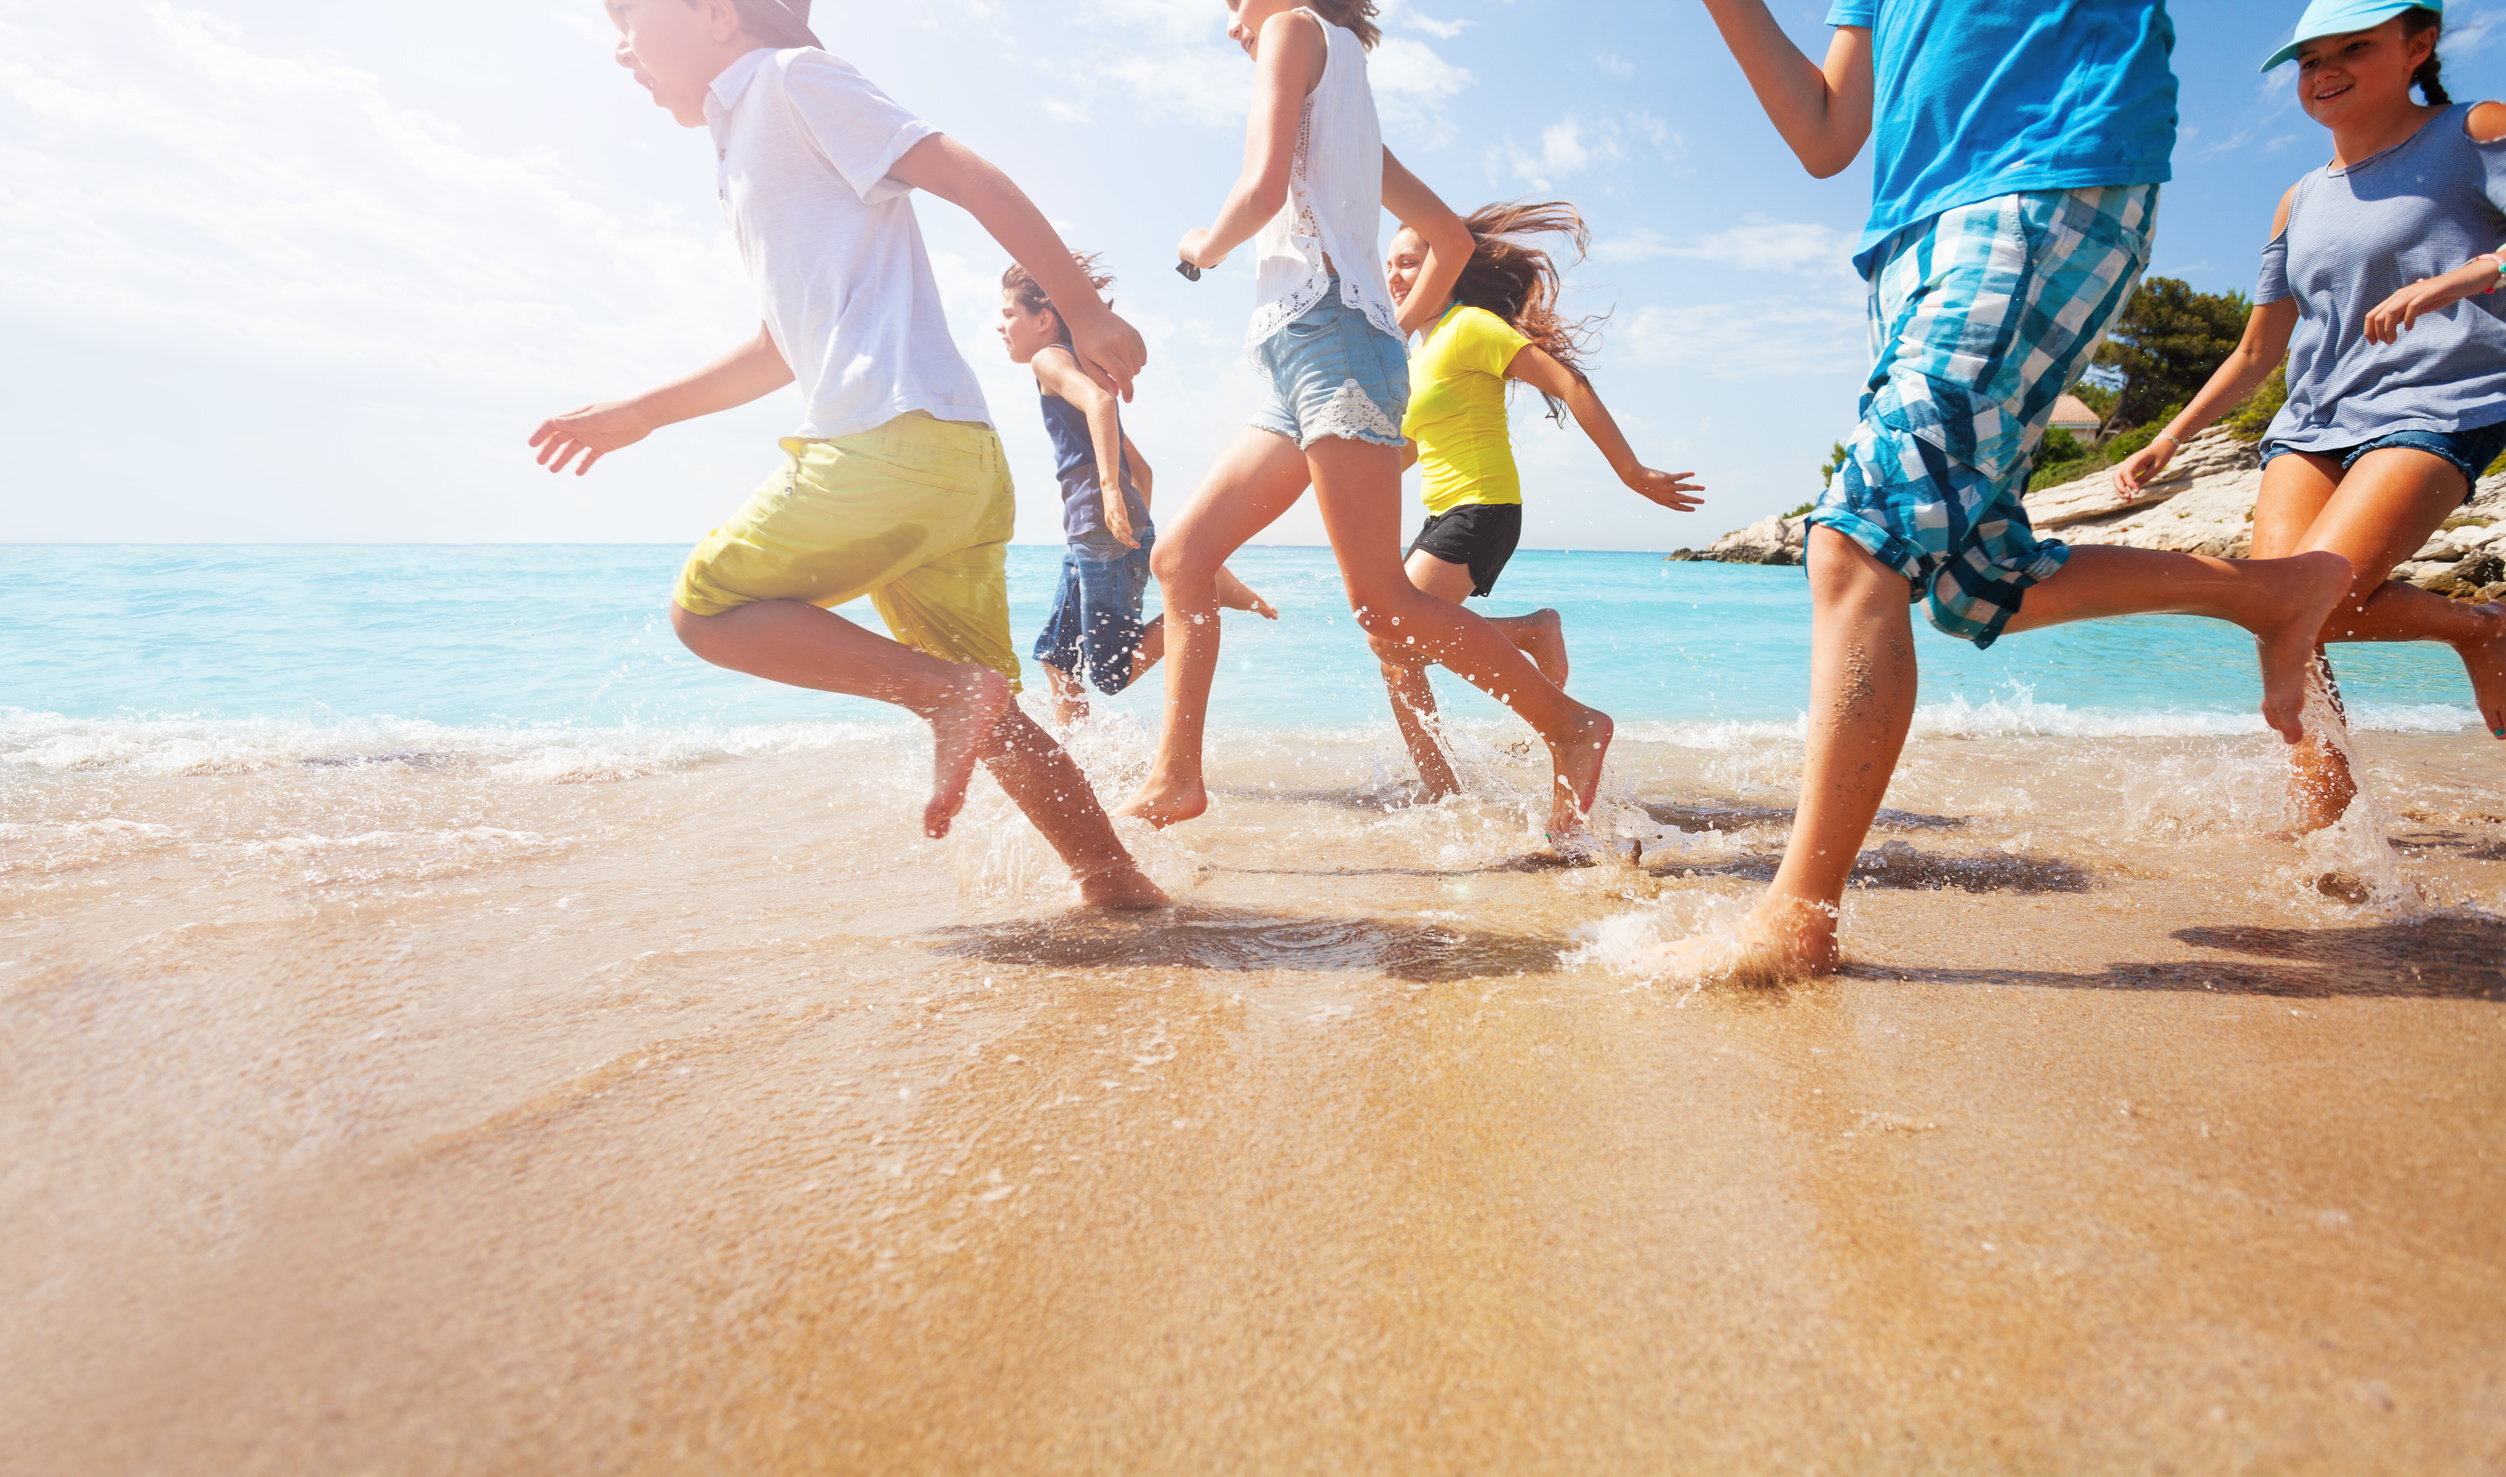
top-left (2260, 420), bottom-right (2506, 501)
top-left (1248, 279), bottom-right (1410, 451)
top-left (1032, 531), bottom-right (1154, 695)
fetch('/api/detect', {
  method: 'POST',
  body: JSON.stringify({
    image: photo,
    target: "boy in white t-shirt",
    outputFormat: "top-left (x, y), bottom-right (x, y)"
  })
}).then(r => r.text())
top-left (532, 0), bottom-right (1164, 908)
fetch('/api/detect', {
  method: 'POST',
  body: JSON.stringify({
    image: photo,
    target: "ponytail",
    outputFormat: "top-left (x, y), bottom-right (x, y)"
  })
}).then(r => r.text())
top-left (1448, 201), bottom-right (1608, 423)
top-left (2401, 6), bottom-right (2450, 104)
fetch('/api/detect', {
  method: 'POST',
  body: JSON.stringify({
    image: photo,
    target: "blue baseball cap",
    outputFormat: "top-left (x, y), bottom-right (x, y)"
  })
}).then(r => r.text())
top-left (2261, 0), bottom-right (2441, 72)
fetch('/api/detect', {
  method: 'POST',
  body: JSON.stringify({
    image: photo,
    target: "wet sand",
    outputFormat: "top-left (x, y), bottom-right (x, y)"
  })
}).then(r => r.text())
top-left (5, 721), bottom-right (2503, 1474)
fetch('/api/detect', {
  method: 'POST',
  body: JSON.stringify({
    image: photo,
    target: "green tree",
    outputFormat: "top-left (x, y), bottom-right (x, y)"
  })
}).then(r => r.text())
top-left (2094, 276), bottom-right (2249, 430)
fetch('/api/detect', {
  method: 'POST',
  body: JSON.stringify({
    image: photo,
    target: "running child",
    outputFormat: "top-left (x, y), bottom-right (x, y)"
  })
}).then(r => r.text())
top-left (1686, 0), bottom-right (2354, 976)
top-left (994, 255), bottom-right (1278, 728)
top-left (1118, 0), bottom-right (1617, 842)
top-left (529, 0), bottom-right (1163, 908)
top-left (1377, 202), bottom-right (1705, 798)
top-left (2114, 0), bottom-right (2506, 830)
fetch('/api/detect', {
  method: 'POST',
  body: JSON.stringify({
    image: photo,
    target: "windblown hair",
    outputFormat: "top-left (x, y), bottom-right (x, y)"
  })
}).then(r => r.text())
top-left (2400, 6), bottom-right (2450, 105)
top-left (685, 0), bottom-right (821, 49)
top-left (1448, 201), bottom-right (1606, 422)
top-left (1305, 0), bottom-right (1382, 50)
top-left (1002, 253), bottom-right (1116, 348)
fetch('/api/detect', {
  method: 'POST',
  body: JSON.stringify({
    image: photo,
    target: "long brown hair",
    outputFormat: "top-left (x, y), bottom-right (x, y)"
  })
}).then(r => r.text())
top-left (1305, 0), bottom-right (1382, 50)
top-left (2400, 6), bottom-right (2450, 104)
top-left (1002, 252), bottom-right (1115, 348)
top-left (1447, 201), bottom-right (1606, 422)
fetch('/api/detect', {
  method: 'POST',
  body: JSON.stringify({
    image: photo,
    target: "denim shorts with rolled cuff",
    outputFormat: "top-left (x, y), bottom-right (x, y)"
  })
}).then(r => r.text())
top-left (1248, 278), bottom-right (1411, 451)
top-left (1031, 531), bottom-right (1155, 696)
top-left (2259, 419), bottom-right (2506, 503)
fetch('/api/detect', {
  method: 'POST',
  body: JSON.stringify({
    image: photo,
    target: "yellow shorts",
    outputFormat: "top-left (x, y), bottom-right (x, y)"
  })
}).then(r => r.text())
top-left (675, 413), bottom-right (1022, 691)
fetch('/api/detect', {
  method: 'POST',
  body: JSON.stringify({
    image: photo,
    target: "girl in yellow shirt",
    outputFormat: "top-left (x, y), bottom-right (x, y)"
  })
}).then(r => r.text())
top-left (1380, 202), bottom-right (1705, 798)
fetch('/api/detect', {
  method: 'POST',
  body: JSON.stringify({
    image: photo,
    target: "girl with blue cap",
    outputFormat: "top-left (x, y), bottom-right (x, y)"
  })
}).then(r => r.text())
top-left (2115, 0), bottom-right (2506, 830)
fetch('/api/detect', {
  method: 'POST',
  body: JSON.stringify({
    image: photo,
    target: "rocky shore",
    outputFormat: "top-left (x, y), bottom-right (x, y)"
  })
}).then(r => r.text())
top-left (1671, 427), bottom-right (2506, 602)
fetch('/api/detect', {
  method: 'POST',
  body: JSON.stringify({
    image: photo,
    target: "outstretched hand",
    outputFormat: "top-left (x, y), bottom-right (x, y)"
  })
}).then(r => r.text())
top-left (1626, 466), bottom-right (1705, 512)
top-left (530, 401), bottom-right (654, 476)
top-left (2111, 439), bottom-right (2175, 502)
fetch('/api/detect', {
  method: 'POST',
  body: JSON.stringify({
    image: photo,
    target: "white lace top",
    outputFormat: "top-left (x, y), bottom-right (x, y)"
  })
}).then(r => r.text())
top-left (1244, 10), bottom-right (1403, 359)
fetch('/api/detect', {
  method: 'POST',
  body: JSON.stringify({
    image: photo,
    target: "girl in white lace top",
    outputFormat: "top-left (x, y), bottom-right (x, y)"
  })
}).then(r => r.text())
top-left (1116, 0), bottom-right (1619, 845)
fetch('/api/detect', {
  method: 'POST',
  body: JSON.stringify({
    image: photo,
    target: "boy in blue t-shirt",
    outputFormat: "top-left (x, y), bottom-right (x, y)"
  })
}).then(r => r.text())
top-left (1682, 0), bottom-right (2360, 978)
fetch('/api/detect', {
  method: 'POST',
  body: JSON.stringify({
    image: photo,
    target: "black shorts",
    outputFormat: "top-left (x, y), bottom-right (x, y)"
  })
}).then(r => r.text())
top-left (1407, 502), bottom-right (1522, 598)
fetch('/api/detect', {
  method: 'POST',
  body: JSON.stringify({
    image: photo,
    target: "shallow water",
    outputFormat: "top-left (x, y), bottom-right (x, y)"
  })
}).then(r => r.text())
top-left (5, 549), bottom-right (2504, 1472)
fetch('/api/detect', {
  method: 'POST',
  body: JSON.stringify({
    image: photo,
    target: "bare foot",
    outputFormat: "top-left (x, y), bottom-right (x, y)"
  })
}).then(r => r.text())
top-left (1215, 565), bottom-right (1278, 620)
top-left (2286, 731), bottom-right (2359, 834)
top-left (1542, 704), bottom-right (1614, 843)
top-left (2252, 552), bottom-right (2354, 743)
top-left (921, 667), bottom-right (1012, 839)
top-left (1078, 863), bottom-right (1169, 910)
top-left (1653, 893), bottom-right (1840, 983)
top-left (1115, 772), bottom-right (1209, 829)
top-left (1512, 609), bottom-right (1571, 688)
top-left (2455, 601), bottom-right (2506, 738)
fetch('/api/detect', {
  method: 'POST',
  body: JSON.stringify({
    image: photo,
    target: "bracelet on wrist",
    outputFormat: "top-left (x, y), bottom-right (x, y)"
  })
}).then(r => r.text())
top-left (2475, 253), bottom-right (2506, 294)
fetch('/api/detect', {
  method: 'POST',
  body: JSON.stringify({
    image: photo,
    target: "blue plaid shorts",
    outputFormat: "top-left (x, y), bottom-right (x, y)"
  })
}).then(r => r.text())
top-left (1813, 185), bottom-right (2158, 648)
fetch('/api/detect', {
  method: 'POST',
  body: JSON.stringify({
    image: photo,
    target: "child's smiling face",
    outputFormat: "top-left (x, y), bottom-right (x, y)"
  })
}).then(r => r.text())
top-left (607, 0), bottom-right (746, 127)
top-left (997, 292), bottom-right (1061, 365)
top-left (1384, 229), bottom-right (1429, 312)
top-left (2293, 19), bottom-right (2432, 129)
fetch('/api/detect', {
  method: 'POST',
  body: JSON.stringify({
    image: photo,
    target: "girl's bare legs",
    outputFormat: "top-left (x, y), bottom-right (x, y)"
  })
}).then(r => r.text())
top-left (670, 600), bottom-right (1163, 907)
top-left (1118, 430), bottom-right (1319, 826)
top-left (1307, 438), bottom-right (1611, 840)
top-left (1371, 552), bottom-right (1569, 799)
top-left (2251, 447), bottom-right (2506, 828)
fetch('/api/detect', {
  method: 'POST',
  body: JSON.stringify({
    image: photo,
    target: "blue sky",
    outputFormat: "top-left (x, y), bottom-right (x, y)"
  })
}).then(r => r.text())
top-left (2, 0), bottom-right (2499, 548)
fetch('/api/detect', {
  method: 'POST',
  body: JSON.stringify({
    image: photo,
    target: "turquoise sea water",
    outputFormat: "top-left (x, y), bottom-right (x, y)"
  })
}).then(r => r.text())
top-left (0, 545), bottom-right (2479, 737)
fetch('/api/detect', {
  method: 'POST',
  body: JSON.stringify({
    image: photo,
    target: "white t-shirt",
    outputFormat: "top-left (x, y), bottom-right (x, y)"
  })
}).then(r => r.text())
top-left (705, 48), bottom-right (989, 440)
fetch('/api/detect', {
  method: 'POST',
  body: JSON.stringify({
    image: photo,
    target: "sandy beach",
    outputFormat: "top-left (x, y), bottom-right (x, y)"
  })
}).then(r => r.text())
top-left (7, 715), bottom-right (2501, 1474)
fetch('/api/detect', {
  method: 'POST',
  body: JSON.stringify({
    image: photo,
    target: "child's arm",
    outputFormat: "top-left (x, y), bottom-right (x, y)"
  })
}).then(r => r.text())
top-left (1178, 10), bottom-right (1329, 272)
top-left (2362, 102), bottom-right (2506, 344)
top-left (1507, 348), bottom-right (1704, 513)
top-left (1119, 430), bottom-right (1154, 508)
top-left (888, 135), bottom-right (1148, 401)
top-left (1380, 151), bottom-right (1475, 338)
top-left (1697, 0), bottom-right (1872, 179)
top-left (530, 325), bottom-right (793, 476)
top-left (1033, 348), bottom-right (1139, 549)
top-left (2113, 186), bottom-right (2304, 499)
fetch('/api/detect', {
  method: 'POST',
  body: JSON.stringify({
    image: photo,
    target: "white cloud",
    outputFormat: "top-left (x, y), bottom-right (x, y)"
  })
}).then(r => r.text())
top-left (1593, 220), bottom-right (1859, 279)
top-left (1487, 110), bottom-right (1677, 189)
top-left (0, 3), bottom-right (749, 399)
top-left (1405, 14), bottom-right (1472, 40)
top-left (1618, 298), bottom-right (1867, 380)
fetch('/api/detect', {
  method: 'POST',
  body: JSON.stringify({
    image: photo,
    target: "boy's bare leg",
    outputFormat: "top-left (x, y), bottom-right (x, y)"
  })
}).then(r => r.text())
top-left (1119, 430), bottom-right (1316, 827)
top-left (1662, 529), bottom-right (1918, 977)
top-left (2000, 545), bottom-right (2354, 742)
top-left (1042, 663), bottom-right (1089, 728)
top-left (980, 705), bottom-right (1168, 908)
top-left (673, 600), bottom-right (1162, 906)
top-left (1308, 438), bottom-right (1612, 841)
top-left (672, 599), bottom-right (1010, 839)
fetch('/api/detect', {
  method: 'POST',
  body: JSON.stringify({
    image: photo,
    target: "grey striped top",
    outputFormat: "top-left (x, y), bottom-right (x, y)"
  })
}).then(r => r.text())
top-left (2257, 103), bottom-right (2506, 449)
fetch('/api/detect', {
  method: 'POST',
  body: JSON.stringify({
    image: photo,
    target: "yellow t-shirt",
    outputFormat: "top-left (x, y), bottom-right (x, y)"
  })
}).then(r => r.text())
top-left (1403, 304), bottom-right (1532, 516)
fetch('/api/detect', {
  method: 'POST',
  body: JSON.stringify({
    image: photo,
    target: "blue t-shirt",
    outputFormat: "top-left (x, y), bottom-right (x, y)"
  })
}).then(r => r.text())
top-left (1827, 0), bottom-right (2179, 274)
